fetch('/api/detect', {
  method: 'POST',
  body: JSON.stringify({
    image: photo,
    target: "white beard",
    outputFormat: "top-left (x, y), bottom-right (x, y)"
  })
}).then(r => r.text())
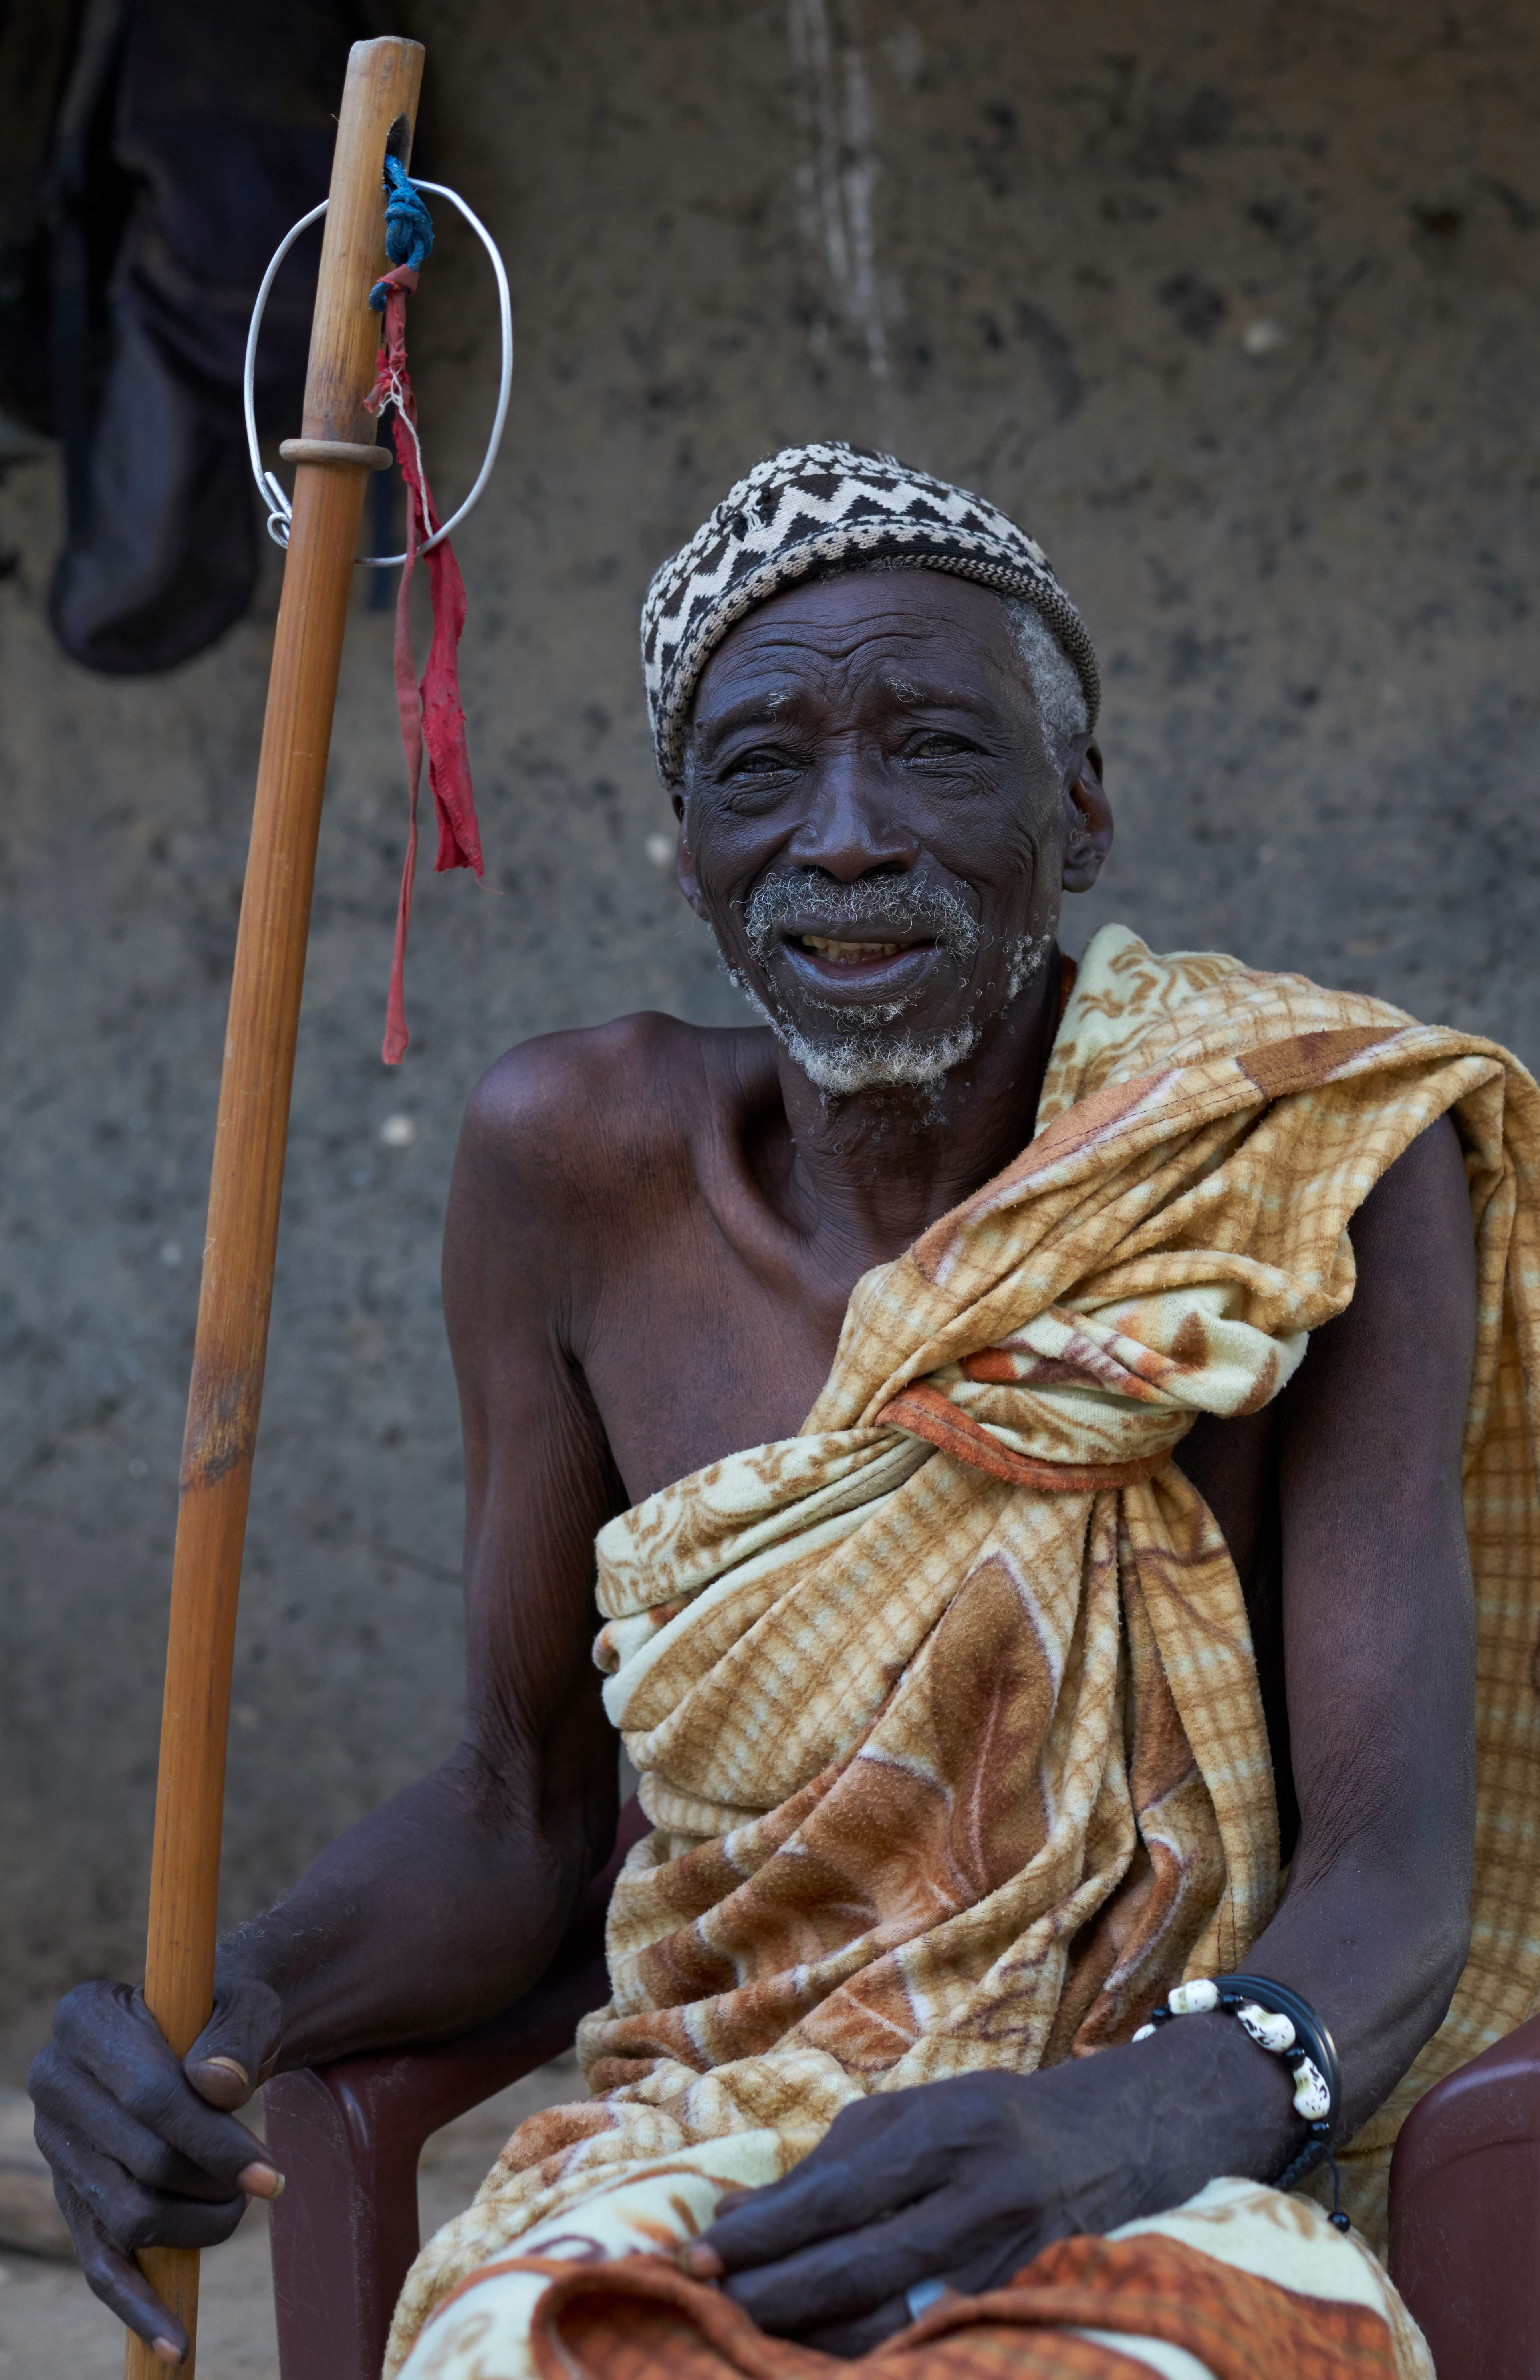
top-left (762, 1008), bottom-right (984, 1096)
top-left (727, 929), bottom-right (1049, 1099)
top-left (722, 861), bottom-right (1052, 1099)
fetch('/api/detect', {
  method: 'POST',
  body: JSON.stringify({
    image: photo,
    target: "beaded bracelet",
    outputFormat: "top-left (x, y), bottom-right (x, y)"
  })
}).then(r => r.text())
top-left (1133, 1971), bottom-right (1350, 2230)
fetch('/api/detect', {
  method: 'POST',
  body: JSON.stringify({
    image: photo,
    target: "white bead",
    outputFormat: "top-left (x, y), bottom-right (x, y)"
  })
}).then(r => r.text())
top-left (1237, 2003), bottom-right (1297, 2054)
top-left (1132, 2023), bottom-right (1156, 2043)
top-left (1168, 1979), bottom-right (1220, 2016)
top-left (1293, 2057), bottom-right (1332, 2119)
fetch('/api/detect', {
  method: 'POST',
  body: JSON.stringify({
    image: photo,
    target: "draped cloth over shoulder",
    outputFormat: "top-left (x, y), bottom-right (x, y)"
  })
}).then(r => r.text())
top-left (388, 927), bottom-right (1540, 2376)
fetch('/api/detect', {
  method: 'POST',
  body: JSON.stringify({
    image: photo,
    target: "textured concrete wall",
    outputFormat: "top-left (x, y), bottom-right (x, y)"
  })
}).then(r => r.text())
top-left (1, 0), bottom-right (1535, 2072)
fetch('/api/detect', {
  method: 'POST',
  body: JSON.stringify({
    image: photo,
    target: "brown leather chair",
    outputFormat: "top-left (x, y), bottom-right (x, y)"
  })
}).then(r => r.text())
top-left (264, 1806), bottom-right (1540, 2380)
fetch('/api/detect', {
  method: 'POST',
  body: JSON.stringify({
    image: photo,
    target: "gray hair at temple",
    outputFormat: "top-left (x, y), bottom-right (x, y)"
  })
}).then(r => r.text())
top-left (1004, 597), bottom-right (1091, 776)
top-left (639, 441), bottom-right (1100, 789)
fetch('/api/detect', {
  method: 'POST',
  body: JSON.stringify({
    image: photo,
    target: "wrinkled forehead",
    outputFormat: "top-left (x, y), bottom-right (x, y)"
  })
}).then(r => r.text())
top-left (690, 568), bottom-right (1028, 737)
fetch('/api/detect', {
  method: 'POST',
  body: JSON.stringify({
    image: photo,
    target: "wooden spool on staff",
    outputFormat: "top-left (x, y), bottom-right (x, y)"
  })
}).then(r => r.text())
top-left (127, 38), bottom-right (424, 2379)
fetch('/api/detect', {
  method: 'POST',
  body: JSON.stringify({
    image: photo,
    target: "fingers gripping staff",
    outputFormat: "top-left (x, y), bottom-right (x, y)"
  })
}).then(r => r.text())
top-left (113, 40), bottom-right (501, 2377)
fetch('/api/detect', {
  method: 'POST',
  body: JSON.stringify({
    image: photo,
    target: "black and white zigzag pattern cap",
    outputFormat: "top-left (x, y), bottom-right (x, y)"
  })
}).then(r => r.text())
top-left (640, 441), bottom-right (1099, 786)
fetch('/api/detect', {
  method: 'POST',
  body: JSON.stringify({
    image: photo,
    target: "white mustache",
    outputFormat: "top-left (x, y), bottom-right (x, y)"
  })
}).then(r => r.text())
top-left (742, 875), bottom-right (981, 969)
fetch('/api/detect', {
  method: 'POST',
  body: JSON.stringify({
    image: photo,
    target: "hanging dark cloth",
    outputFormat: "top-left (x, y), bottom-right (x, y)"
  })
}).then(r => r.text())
top-left (0, 0), bottom-right (393, 673)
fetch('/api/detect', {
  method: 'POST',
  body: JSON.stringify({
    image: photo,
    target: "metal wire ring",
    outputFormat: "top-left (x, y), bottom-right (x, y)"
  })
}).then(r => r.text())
top-left (242, 181), bottom-right (512, 565)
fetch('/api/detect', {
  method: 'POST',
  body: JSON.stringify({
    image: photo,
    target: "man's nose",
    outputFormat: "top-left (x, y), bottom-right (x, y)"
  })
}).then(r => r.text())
top-left (784, 746), bottom-right (918, 882)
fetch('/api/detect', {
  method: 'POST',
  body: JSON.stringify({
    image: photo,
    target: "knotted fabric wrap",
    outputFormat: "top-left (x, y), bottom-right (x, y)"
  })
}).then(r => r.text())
top-left (365, 277), bottom-right (482, 1064)
top-left (388, 927), bottom-right (1540, 2373)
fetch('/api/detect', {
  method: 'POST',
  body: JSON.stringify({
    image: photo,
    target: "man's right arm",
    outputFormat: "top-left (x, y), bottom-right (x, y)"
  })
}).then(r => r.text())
top-left (29, 1038), bottom-right (628, 2363)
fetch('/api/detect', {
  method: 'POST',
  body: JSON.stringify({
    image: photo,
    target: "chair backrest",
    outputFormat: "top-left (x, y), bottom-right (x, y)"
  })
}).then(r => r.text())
top-left (266, 1798), bottom-right (646, 2380)
top-left (1389, 2008), bottom-right (1540, 2378)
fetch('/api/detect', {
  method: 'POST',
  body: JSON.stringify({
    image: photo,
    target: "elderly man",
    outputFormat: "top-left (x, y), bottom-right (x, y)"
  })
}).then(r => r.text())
top-left (31, 445), bottom-right (1540, 2378)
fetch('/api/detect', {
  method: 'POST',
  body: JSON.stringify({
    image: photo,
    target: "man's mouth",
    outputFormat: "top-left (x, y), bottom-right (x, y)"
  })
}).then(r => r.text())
top-left (777, 928), bottom-right (942, 1001)
top-left (742, 876), bottom-right (981, 1014)
top-left (798, 934), bottom-right (909, 964)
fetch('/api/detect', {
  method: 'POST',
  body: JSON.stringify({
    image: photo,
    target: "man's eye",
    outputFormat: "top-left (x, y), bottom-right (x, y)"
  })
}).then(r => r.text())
top-left (726, 747), bottom-right (800, 779)
top-left (909, 733), bottom-right (974, 762)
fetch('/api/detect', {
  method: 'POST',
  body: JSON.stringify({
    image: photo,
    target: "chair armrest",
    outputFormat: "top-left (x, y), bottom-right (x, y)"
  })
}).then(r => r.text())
top-left (1388, 2010), bottom-right (1540, 2378)
top-left (266, 1799), bottom-right (646, 2380)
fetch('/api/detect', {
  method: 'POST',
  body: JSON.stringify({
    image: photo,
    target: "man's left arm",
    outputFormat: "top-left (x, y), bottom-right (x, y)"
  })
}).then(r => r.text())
top-left (693, 1114), bottom-right (1478, 2350)
top-left (1248, 1104), bottom-right (1478, 2122)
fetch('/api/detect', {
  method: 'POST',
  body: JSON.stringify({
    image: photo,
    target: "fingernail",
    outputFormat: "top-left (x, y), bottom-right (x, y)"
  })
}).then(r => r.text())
top-left (679, 2244), bottom-right (724, 2280)
top-left (203, 2056), bottom-right (250, 2087)
top-left (238, 2161), bottom-right (285, 2201)
top-left (152, 2340), bottom-right (183, 2366)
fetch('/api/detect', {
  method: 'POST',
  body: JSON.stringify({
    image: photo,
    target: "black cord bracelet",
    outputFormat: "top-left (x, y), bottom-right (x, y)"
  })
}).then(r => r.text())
top-left (1133, 1972), bottom-right (1350, 2231)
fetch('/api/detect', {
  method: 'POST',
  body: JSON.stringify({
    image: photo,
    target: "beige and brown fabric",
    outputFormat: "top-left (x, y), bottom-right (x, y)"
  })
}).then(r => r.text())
top-left (388, 925), bottom-right (1540, 2376)
top-left (401, 2179), bottom-right (1432, 2380)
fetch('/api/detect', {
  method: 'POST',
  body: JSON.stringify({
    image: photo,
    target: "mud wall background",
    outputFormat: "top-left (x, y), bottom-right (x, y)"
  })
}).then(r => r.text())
top-left (1, 0), bottom-right (1535, 2072)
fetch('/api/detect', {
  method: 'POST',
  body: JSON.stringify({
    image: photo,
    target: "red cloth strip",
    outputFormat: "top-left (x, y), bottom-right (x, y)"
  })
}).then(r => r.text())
top-left (365, 277), bottom-right (483, 1064)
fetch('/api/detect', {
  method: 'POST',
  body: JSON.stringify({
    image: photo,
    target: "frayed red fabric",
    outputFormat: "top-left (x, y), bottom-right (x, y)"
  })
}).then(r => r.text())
top-left (500, 2231), bottom-right (1398, 2380)
top-left (365, 273), bottom-right (483, 1064)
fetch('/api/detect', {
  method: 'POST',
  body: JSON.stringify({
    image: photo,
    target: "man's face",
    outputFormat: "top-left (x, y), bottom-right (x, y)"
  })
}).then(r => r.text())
top-left (675, 570), bottom-right (1101, 1096)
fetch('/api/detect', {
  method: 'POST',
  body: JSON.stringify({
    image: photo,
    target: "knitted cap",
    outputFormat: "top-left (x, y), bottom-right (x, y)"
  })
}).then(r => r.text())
top-left (640, 441), bottom-right (1099, 786)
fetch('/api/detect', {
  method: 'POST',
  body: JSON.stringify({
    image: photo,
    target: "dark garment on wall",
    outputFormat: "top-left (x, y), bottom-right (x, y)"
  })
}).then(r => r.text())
top-left (0, 0), bottom-right (390, 673)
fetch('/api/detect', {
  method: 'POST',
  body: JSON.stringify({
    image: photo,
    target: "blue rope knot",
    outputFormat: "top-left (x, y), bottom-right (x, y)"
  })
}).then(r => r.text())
top-left (369, 155), bottom-right (434, 310)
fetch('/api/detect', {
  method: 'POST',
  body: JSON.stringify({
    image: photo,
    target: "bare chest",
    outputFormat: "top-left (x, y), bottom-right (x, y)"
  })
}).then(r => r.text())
top-left (580, 1206), bottom-right (853, 1504)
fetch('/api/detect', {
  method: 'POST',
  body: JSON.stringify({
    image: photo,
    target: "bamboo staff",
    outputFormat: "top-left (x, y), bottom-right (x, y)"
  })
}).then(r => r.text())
top-left (127, 38), bottom-right (424, 2379)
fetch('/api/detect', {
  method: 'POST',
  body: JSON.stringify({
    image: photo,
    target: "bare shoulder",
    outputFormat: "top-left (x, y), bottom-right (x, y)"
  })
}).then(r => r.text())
top-left (458, 1012), bottom-right (765, 1209)
top-left (444, 1014), bottom-right (775, 1336)
top-left (1178, 1114), bottom-right (1475, 1568)
top-left (1342, 1108), bottom-right (1475, 1338)
top-left (1281, 1107), bottom-right (1476, 1491)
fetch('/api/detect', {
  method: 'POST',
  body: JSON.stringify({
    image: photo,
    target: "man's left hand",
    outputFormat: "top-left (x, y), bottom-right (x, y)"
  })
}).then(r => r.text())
top-left (684, 2067), bottom-right (1137, 2356)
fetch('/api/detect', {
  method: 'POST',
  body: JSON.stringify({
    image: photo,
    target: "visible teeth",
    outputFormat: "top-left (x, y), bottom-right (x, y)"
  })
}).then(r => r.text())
top-left (800, 935), bottom-right (903, 962)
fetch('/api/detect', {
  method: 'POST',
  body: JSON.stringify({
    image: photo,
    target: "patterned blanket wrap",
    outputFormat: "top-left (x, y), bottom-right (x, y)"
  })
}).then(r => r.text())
top-left (388, 927), bottom-right (1540, 2370)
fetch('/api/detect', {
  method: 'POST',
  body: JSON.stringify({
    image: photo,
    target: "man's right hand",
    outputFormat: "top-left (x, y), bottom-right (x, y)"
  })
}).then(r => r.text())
top-left (28, 1976), bottom-right (285, 2366)
top-left (20, 1040), bottom-right (639, 2364)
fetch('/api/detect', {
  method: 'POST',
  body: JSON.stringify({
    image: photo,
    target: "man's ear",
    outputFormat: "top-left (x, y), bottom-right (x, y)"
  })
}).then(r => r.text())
top-left (671, 789), bottom-right (710, 921)
top-left (1060, 742), bottom-right (1112, 894)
